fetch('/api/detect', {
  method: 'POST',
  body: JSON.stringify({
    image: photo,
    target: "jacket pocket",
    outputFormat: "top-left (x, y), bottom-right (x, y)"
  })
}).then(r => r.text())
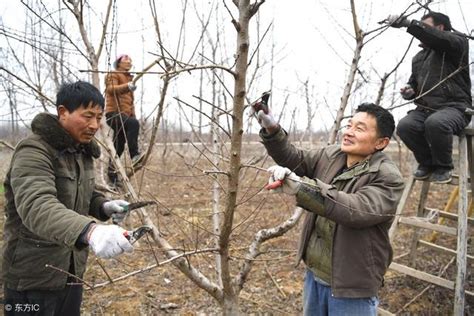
top-left (79, 167), bottom-right (96, 214)
top-left (55, 168), bottom-right (77, 209)
top-left (9, 236), bottom-right (69, 290)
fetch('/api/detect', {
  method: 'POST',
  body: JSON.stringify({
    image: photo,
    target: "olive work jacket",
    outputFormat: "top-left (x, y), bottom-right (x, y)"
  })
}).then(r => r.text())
top-left (1, 113), bottom-right (109, 291)
top-left (261, 128), bottom-right (404, 298)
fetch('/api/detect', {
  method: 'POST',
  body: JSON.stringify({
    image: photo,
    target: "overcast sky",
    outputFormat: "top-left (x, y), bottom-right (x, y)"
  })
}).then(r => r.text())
top-left (0, 0), bottom-right (473, 132)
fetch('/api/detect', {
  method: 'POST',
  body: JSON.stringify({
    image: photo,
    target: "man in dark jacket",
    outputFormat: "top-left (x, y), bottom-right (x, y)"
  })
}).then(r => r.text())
top-left (387, 11), bottom-right (472, 183)
top-left (105, 54), bottom-right (143, 187)
top-left (254, 103), bottom-right (404, 315)
top-left (1, 81), bottom-right (133, 315)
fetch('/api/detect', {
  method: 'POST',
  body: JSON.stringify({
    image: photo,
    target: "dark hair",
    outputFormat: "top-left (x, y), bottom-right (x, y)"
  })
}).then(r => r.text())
top-left (56, 81), bottom-right (105, 112)
top-left (355, 103), bottom-right (395, 139)
top-left (421, 11), bottom-right (452, 31)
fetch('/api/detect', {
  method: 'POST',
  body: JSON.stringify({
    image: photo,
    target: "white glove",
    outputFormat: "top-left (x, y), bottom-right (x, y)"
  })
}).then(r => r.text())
top-left (102, 200), bottom-right (129, 224)
top-left (249, 102), bottom-right (278, 129)
top-left (267, 165), bottom-right (301, 195)
top-left (87, 224), bottom-right (133, 259)
top-left (256, 110), bottom-right (278, 129)
top-left (400, 84), bottom-right (415, 100)
top-left (127, 82), bottom-right (137, 91)
top-left (386, 14), bottom-right (411, 28)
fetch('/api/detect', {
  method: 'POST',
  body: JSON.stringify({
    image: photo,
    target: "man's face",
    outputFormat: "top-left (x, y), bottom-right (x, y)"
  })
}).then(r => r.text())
top-left (118, 56), bottom-right (132, 71)
top-left (421, 17), bottom-right (444, 31)
top-left (340, 112), bottom-right (388, 164)
top-left (58, 102), bottom-right (103, 144)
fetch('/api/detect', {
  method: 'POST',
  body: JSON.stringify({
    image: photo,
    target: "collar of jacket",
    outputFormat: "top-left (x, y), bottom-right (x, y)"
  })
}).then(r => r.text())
top-left (325, 146), bottom-right (387, 182)
top-left (31, 112), bottom-right (101, 158)
top-left (113, 70), bottom-right (134, 79)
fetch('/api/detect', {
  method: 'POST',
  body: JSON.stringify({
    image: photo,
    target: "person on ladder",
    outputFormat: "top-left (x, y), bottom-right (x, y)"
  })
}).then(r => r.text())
top-left (385, 11), bottom-right (472, 184)
top-left (105, 54), bottom-right (144, 188)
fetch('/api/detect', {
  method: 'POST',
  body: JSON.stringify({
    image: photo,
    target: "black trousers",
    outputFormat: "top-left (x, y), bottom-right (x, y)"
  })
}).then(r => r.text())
top-left (106, 112), bottom-right (140, 182)
top-left (106, 112), bottom-right (140, 158)
top-left (396, 107), bottom-right (469, 170)
top-left (3, 284), bottom-right (83, 316)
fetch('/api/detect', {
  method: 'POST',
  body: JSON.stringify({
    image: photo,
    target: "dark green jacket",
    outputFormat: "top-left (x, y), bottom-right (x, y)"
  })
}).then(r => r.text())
top-left (1, 113), bottom-right (109, 291)
top-left (261, 128), bottom-right (404, 298)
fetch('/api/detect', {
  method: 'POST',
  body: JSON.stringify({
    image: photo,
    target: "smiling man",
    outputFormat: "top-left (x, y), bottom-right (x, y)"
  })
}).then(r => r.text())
top-left (255, 103), bottom-right (404, 315)
top-left (2, 81), bottom-right (133, 315)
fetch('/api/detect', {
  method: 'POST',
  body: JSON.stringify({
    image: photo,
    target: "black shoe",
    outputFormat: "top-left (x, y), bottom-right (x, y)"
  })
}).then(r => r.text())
top-left (413, 165), bottom-right (432, 180)
top-left (430, 168), bottom-right (452, 184)
top-left (131, 153), bottom-right (145, 166)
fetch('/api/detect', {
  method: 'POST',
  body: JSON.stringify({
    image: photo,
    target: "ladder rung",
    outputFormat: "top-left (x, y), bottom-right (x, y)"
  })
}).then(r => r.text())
top-left (389, 262), bottom-right (454, 289)
top-left (424, 207), bottom-right (474, 224)
top-left (398, 217), bottom-right (457, 236)
top-left (418, 240), bottom-right (474, 262)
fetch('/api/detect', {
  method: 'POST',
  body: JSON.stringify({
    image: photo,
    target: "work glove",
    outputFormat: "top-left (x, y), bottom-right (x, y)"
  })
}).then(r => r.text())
top-left (127, 82), bottom-right (137, 92)
top-left (267, 165), bottom-right (301, 195)
top-left (249, 105), bottom-right (278, 129)
top-left (385, 14), bottom-right (411, 28)
top-left (87, 224), bottom-right (133, 258)
top-left (102, 200), bottom-right (129, 224)
top-left (400, 84), bottom-right (415, 100)
top-left (256, 110), bottom-right (278, 129)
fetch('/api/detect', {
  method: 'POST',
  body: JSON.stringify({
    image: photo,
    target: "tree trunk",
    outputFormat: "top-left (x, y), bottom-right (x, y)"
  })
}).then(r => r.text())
top-left (219, 0), bottom-right (253, 312)
top-left (222, 296), bottom-right (240, 316)
top-left (327, 0), bottom-right (364, 145)
top-left (327, 38), bottom-right (363, 144)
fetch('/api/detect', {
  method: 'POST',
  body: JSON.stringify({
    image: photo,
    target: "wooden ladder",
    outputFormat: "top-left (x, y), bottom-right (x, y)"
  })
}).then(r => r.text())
top-left (387, 128), bottom-right (474, 315)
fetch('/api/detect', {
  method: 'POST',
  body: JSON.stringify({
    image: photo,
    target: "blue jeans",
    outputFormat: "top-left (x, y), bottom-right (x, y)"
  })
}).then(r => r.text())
top-left (303, 269), bottom-right (378, 316)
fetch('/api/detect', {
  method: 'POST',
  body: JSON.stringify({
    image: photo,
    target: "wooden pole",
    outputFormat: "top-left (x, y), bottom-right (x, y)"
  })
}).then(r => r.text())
top-left (454, 132), bottom-right (468, 315)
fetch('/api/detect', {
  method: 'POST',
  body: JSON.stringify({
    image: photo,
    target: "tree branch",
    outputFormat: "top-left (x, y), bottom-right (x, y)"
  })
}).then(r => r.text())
top-left (235, 207), bottom-right (303, 291)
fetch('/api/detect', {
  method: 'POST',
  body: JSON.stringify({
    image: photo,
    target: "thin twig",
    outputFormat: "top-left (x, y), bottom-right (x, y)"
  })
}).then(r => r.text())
top-left (387, 61), bottom-right (474, 112)
top-left (264, 262), bottom-right (287, 299)
top-left (174, 97), bottom-right (231, 138)
top-left (89, 248), bottom-right (218, 289)
top-left (0, 140), bottom-right (15, 150)
top-left (45, 264), bottom-right (94, 289)
top-left (95, 258), bottom-right (114, 283)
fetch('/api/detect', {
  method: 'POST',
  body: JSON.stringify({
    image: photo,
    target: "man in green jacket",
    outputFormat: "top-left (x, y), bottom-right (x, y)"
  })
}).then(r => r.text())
top-left (1, 81), bottom-right (133, 315)
top-left (254, 103), bottom-right (404, 315)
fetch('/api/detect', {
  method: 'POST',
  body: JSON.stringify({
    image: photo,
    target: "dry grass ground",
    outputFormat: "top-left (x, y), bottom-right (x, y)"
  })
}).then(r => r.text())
top-left (0, 141), bottom-right (472, 315)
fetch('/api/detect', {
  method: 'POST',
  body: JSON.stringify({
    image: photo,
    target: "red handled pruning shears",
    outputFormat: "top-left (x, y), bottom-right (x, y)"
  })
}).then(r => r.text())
top-left (251, 91), bottom-right (271, 115)
top-left (265, 179), bottom-right (283, 190)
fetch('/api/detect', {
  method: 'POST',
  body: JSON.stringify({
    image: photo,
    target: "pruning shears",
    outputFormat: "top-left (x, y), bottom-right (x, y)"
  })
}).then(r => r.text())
top-left (112, 200), bottom-right (156, 225)
top-left (250, 91), bottom-right (271, 115)
top-left (123, 225), bottom-right (153, 244)
top-left (123, 200), bottom-right (156, 212)
top-left (265, 179), bottom-right (283, 190)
